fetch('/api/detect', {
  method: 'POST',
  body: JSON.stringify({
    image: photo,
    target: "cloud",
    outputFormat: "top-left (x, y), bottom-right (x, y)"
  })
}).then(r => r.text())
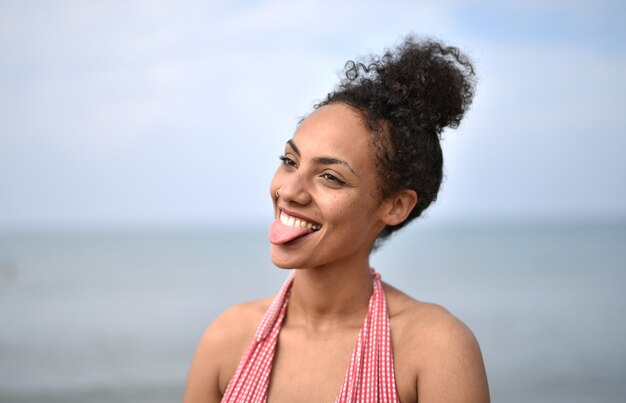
top-left (1, 0), bottom-right (624, 229)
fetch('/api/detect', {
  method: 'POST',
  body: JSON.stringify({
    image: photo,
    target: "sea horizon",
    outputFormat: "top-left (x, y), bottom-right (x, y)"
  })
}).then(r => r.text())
top-left (1, 220), bottom-right (625, 402)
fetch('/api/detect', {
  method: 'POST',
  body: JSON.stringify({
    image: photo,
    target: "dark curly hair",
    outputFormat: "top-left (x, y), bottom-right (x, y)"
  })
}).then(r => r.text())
top-left (316, 35), bottom-right (476, 242)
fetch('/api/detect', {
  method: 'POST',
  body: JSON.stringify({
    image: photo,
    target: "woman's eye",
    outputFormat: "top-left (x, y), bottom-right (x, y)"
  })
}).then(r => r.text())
top-left (322, 173), bottom-right (345, 185)
top-left (279, 155), bottom-right (296, 167)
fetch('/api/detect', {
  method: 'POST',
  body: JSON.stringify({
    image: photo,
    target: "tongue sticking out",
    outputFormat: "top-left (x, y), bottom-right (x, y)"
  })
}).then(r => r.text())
top-left (269, 219), bottom-right (314, 245)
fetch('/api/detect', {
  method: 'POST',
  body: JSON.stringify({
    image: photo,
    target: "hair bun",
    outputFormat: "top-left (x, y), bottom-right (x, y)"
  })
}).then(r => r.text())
top-left (343, 36), bottom-right (476, 134)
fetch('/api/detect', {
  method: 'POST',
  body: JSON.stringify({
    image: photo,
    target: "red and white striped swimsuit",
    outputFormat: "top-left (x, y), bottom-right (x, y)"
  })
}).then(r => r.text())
top-left (221, 269), bottom-right (399, 402)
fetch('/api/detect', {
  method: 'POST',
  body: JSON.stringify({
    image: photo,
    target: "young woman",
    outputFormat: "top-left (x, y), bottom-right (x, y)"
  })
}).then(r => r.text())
top-left (184, 36), bottom-right (490, 403)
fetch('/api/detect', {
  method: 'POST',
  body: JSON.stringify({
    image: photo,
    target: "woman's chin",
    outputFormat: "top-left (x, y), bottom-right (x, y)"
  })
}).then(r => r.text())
top-left (270, 246), bottom-right (315, 270)
top-left (270, 247), bottom-right (292, 269)
top-left (272, 261), bottom-right (293, 270)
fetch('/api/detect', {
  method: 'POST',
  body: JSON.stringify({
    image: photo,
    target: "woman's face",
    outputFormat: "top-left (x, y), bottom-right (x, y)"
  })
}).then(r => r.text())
top-left (269, 103), bottom-right (390, 270)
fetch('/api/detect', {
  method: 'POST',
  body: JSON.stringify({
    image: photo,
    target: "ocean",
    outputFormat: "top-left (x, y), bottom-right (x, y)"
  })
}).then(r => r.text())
top-left (1, 223), bottom-right (625, 402)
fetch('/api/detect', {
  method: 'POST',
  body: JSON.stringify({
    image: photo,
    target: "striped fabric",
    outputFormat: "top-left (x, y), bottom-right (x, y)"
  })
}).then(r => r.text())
top-left (221, 269), bottom-right (399, 402)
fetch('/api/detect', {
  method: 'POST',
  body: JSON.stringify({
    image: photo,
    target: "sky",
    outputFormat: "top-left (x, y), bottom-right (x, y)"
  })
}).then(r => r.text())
top-left (1, 0), bottom-right (625, 231)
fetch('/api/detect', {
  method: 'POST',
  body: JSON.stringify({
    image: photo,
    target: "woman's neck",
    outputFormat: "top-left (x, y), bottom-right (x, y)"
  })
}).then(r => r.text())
top-left (286, 257), bottom-right (374, 332)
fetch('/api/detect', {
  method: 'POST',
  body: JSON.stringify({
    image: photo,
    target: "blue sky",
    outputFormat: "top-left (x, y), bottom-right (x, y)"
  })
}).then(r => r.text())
top-left (1, 0), bottom-right (625, 230)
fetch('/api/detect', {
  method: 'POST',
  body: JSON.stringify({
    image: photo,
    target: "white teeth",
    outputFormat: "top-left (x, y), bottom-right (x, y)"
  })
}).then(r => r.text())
top-left (278, 211), bottom-right (320, 231)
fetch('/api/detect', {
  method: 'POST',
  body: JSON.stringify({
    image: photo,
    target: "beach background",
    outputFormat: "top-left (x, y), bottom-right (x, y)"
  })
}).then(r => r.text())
top-left (1, 1), bottom-right (625, 402)
top-left (1, 224), bottom-right (626, 403)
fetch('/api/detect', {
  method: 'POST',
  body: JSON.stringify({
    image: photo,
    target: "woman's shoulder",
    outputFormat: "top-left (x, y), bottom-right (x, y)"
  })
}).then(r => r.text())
top-left (383, 283), bottom-right (490, 402)
top-left (183, 296), bottom-right (274, 403)
top-left (199, 296), bottom-right (274, 367)
top-left (209, 296), bottom-right (274, 339)
top-left (384, 283), bottom-right (477, 346)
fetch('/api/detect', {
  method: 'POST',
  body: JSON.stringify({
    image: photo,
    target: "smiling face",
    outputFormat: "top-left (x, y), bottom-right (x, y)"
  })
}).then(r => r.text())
top-left (269, 103), bottom-right (391, 270)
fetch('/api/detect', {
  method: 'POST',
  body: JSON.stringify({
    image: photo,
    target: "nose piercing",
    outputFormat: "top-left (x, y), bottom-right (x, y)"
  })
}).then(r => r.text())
top-left (276, 189), bottom-right (280, 198)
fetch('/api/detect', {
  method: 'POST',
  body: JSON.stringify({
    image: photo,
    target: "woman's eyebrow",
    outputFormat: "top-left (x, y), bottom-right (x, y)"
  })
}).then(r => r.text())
top-left (287, 139), bottom-right (358, 177)
top-left (313, 156), bottom-right (358, 177)
top-left (286, 139), bottom-right (300, 156)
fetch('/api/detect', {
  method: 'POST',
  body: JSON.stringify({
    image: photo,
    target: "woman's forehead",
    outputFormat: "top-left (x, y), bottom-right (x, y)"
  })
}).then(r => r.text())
top-left (288, 104), bottom-right (378, 175)
top-left (292, 104), bottom-right (368, 147)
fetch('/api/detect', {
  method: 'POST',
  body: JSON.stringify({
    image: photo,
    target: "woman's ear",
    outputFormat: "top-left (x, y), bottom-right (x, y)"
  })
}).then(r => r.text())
top-left (382, 189), bottom-right (418, 226)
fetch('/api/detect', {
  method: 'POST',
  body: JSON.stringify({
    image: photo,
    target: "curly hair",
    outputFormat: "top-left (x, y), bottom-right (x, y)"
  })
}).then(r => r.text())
top-left (316, 36), bottom-right (476, 242)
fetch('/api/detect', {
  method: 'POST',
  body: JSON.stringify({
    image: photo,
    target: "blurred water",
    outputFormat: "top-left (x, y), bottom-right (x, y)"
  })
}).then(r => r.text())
top-left (0, 223), bottom-right (625, 402)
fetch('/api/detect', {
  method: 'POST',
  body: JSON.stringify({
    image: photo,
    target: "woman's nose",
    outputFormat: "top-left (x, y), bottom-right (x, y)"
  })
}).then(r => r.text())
top-left (277, 173), bottom-right (312, 205)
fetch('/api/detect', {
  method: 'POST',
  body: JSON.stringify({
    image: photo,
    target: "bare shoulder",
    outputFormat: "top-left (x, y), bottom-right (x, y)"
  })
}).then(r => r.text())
top-left (183, 296), bottom-right (273, 403)
top-left (384, 283), bottom-right (490, 403)
top-left (206, 297), bottom-right (273, 347)
top-left (384, 283), bottom-right (478, 352)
